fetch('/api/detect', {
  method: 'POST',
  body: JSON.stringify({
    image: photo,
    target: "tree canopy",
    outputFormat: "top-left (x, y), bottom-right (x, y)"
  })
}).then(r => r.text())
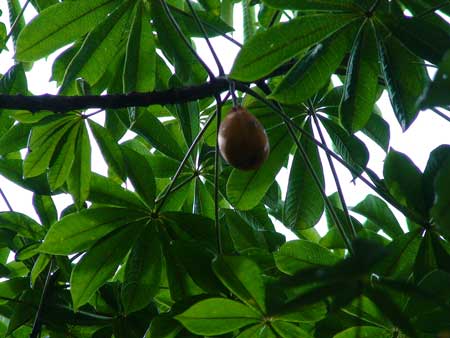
top-left (0, 0), bottom-right (449, 337)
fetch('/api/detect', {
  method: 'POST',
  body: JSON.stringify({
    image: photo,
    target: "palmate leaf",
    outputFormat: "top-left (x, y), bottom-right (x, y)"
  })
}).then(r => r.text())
top-left (333, 326), bottom-right (391, 338)
top-left (70, 222), bottom-right (142, 310)
top-left (175, 298), bottom-right (261, 335)
top-left (0, 212), bottom-right (45, 240)
top-left (284, 120), bottom-right (324, 231)
top-left (230, 12), bottom-right (360, 81)
top-left (419, 51), bottom-right (450, 109)
top-left (15, 0), bottom-right (121, 61)
top-left (226, 125), bottom-right (293, 210)
top-left (0, 123), bottom-right (31, 156)
top-left (271, 20), bottom-right (360, 104)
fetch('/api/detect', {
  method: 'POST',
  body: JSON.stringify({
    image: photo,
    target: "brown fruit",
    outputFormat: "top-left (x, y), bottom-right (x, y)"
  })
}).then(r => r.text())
top-left (218, 106), bottom-right (270, 171)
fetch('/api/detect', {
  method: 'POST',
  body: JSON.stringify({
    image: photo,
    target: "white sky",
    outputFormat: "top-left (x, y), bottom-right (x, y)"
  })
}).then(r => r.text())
top-left (0, 2), bottom-right (448, 240)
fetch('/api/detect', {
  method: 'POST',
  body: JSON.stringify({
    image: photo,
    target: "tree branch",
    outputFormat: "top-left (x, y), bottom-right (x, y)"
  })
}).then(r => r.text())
top-left (0, 78), bottom-right (230, 112)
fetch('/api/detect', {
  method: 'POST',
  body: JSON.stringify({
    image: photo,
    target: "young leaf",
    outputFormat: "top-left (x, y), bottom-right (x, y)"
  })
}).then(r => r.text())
top-left (213, 255), bottom-right (266, 313)
top-left (271, 21), bottom-right (359, 104)
top-left (274, 240), bottom-right (339, 275)
top-left (16, 0), bottom-right (121, 61)
top-left (230, 13), bottom-right (360, 81)
top-left (227, 125), bottom-right (293, 210)
top-left (175, 298), bottom-right (261, 335)
top-left (121, 225), bottom-right (162, 315)
top-left (340, 22), bottom-right (379, 133)
top-left (70, 223), bottom-right (141, 310)
top-left (284, 120), bottom-right (324, 231)
top-left (39, 207), bottom-right (145, 255)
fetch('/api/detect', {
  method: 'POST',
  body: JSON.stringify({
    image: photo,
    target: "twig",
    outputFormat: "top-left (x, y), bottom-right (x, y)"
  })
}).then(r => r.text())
top-left (311, 108), bottom-right (357, 239)
top-left (155, 110), bottom-right (217, 213)
top-left (431, 107), bottom-right (450, 123)
top-left (4, 0), bottom-right (31, 45)
top-left (185, 0), bottom-right (225, 76)
top-left (160, 0), bottom-right (216, 79)
top-left (30, 259), bottom-right (54, 338)
top-left (214, 95), bottom-right (223, 254)
top-left (0, 187), bottom-right (13, 211)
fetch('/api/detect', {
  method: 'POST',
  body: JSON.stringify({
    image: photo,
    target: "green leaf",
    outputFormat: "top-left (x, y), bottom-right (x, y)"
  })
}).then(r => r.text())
top-left (227, 125), bottom-right (293, 210)
top-left (70, 223), bottom-right (141, 310)
top-left (32, 194), bottom-right (57, 226)
top-left (175, 298), bottom-right (261, 335)
top-left (383, 149), bottom-right (428, 220)
top-left (39, 207), bottom-right (145, 255)
top-left (0, 212), bottom-right (45, 240)
top-left (88, 173), bottom-right (147, 210)
top-left (333, 326), bottom-right (391, 338)
top-left (30, 254), bottom-right (51, 288)
top-left (431, 158), bottom-right (450, 237)
top-left (352, 194), bottom-right (403, 239)
top-left (67, 123), bottom-right (91, 209)
top-left (284, 120), bottom-right (324, 231)
top-left (24, 117), bottom-right (78, 178)
top-left (123, 1), bottom-right (156, 93)
top-left (261, 0), bottom-right (360, 11)
top-left (271, 321), bottom-right (313, 338)
top-left (375, 32), bottom-right (429, 131)
top-left (274, 239), bottom-right (340, 275)
top-left (16, 0), bottom-right (121, 61)
top-left (131, 107), bottom-right (184, 160)
top-left (271, 21), bottom-right (359, 104)
top-left (361, 110), bottom-right (390, 152)
top-left (121, 145), bottom-right (156, 208)
top-left (144, 316), bottom-right (182, 338)
top-left (121, 225), bottom-right (162, 314)
top-left (213, 255), bottom-right (266, 313)
top-left (230, 13), bottom-right (360, 81)
top-left (276, 301), bottom-right (327, 323)
top-left (150, 0), bottom-right (206, 83)
top-left (47, 122), bottom-right (80, 190)
top-left (379, 13), bottom-right (450, 65)
top-left (374, 229), bottom-right (421, 280)
top-left (424, 145), bottom-right (450, 210)
top-left (420, 51), bottom-right (450, 109)
top-left (59, 0), bottom-right (134, 94)
top-left (0, 123), bottom-right (31, 156)
top-left (88, 120), bottom-right (126, 181)
top-left (340, 22), bottom-right (379, 133)
top-left (319, 116), bottom-right (369, 176)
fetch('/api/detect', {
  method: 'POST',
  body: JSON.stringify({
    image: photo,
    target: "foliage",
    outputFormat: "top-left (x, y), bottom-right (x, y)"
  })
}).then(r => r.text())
top-left (0, 0), bottom-right (449, 337)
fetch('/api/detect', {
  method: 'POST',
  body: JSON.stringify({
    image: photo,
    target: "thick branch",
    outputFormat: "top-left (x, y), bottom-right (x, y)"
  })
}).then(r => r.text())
top-left (0, 78), bottom-right (230, 113)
